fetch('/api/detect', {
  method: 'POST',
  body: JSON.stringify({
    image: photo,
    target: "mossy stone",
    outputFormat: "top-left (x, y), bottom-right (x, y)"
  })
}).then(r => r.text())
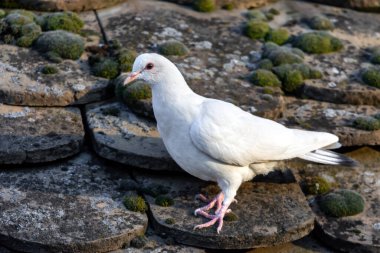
top-left (265, 28), bottom-right (290, 45)
top-left (305, 176), bottom-right (331, 195)
top-left (245, 20), bottom-right (270, 40)
top-left (123, 196), bottom-right (147, 213)
top-left (117, 49), bottom-right (137, 72)
top-left (282, 69), bottom-right (304, 93)
top-left (0, 9), bottom-right (6, 19)
top-left (35, 30), bottom-right (84, 60)
top-left (42, 12), bottom-right (84, 33)
top-left (41, 65), bottom-right (59, 75)
top-left (250, 69), bottom-right (281, 87)
top-left (293, 32), bottom-right (343, 54)
top-left (92, 58), bottom-right (119, 79)
top-left (319, 189), bottom-right (365, 217)
top-left (361, 67), bottom-right (380, 88)
top-left (308, 15), bottom-right (334, 30)
top-left (194, 0), bottom-right (215, 12)
top-left (257, 59), bottom-right (273, 70)
top-left (247, 10), bottom-right (267, 21)
top-left (158, 40), bottom-right (189, 56)
top-left (353, 116), bottom-right (380, 131)
top-left (155, 195), bottom-right (174, 207)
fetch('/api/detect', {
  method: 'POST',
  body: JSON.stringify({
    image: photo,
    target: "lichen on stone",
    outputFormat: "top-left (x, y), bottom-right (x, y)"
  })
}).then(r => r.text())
top-left (361, 67), bottom-right (380, 88)
top-left (123, 195), bottom-right (147, 213)
top-left (155, 195), bottom-right (174, 207)
top-left (245, 20), bottom-right (270, 40)
top-left (158, 40), bottom-right (189, 57)
top-left (293, 32), bottom-right (343, 54)
top-left (304, 176), bottom-right (332, 195)
top-left (318, 189), bottom-right (365, 217)
top-left (265, 28), bottom-right (290, 45)
top-left (41, 65), bottom-right (59, 75)
top-left (41, 12), bottom-right (84, 33)
top-left (307, 15), bottom-right (334, 30)
top-left (35, 30), bottom-right (84, 61)
top-left (250, 69), bottom-right (281, 87)
top-left (193, 0), bottom-right (215, 12)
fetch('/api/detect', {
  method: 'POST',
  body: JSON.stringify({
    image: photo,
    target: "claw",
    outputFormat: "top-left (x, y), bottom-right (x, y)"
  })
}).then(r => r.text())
top-left (193, 205), bottom-right (229, 233)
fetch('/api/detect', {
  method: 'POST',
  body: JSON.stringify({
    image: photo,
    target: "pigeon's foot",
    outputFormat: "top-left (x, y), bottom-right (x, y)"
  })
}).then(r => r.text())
top-left (194, 205), bottom-right (229, 234)
top-left (194, 192), bottom-right (224, 217)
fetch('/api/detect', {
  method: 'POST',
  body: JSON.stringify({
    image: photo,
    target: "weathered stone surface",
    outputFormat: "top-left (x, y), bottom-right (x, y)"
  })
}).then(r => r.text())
top-left (86, 100), bottom-right (181, 171)
top-left (281, 98), bottom-right (380, 146)
top-left (305, 0), bottom-right (380, 12)
top-left (134, 170), bottom-right (315, 249)
top-left (0, 152), bottom-right (148, 253)
top-left (0, 104), bottom-right (84, 164)
top-left (0, 0), bottom-right (127, 12)
top-left (291, 147), bottom-right (380, 253)
top-left (99, 0), bottom-right (284, 120)
top-left (163, 0), bottom-right (275, 9)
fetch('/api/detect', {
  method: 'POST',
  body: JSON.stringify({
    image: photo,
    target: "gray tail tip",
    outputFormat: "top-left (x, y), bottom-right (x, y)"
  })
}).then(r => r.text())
top-left (339, 156), bottom-right (359, 167)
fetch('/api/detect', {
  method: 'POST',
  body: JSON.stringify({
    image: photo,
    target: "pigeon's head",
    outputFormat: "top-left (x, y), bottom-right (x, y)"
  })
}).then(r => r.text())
top-left (124, 53), bottom-right (178, 87)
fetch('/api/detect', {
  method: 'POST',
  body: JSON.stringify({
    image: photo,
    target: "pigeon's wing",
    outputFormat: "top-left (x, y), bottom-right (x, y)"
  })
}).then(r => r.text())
top-left (190, 99), bottom-right (338, 166)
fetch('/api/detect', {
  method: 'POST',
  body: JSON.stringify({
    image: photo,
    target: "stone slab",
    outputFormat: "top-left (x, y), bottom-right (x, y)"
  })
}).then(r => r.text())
top-left (0, 151), bottom-right (148, 253)
top-left (99, 0), bottom-right (284, 120)
top-left (133, 170), bottom-right (315, 250)
top-left (0, 104), bottom-right (84, 164)
top-left (163, 0), bottom-right (274, 9)
top-left (281, 98), bottom-right (380, 146)
top-left (290, 147), bottom-right (380, 253)
top-left (86, 100), bottom-right (180, 171)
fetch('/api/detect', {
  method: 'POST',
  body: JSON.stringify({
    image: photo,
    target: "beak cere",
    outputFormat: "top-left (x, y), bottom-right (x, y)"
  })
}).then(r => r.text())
top-left (123, 71), bottom-right (141, 86)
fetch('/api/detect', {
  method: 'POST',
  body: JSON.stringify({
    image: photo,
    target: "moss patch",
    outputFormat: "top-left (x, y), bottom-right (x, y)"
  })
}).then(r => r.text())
top-left (272, 63), bottom-right (322, 80)
top-left (222, 3), bottom-right (235, 10)
top-left (41, 65), bottom-right (59, 75)
top-left (224, 212), bottom-right (238, 221)
top-left (370, 47), bottom-right (380, 64)
top-left (247, 10), bottom-right (267, 21)
top-left (318, 189), bottom-right (365, 217)
top-left (165, 218), bottom-right (176, 225)
top-left (304, 176), bottom-right (331, 195)
top-left (123, 196), bottom-right (147, 213)
top-left (116, 80), bottom-right (152, 103)
top-left (265, 28), bottom-right (290, 45)
top-left (117, 49), bottom-right (137, 72)
top-left (307, 15), bottom-right (334, 30)
top-left (42, 12), bottom-right (84, 34)
top-left (265, 47), bottom-right (304, 66)
top-left (92, 58), bottom-right (119, 79)
top-left (193, 0), bottom-right (215, 12)
top-left (245, 20), bottom-right (270, 40)
top-left (0, 9), bottom-right (6, 19)
top-left (158, 40), bottom-right (189, 56)
top-left (140, 184), bottom-right (170, 197)
top-left (293, 32), bottom-right (343, 54)
top-left (155, 195), bottom-right (174, 207)
top-left (250, 69), bottom-right (281, 87)
top-left (361, 67), bottom-right (380, 88)
top-left (282, 69), bottom-right (304, 93)
top-left (257, 59), bottom-right (273, 70)
top-left (35, 30), bottom-right (84, 61)
top-left (353, 116), bottom-right (380, 131)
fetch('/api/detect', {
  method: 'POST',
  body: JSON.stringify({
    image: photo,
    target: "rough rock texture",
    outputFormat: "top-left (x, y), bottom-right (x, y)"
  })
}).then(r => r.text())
top-left (281, 98), bottom-right (380, 146)
top-left (163, 0), bottom-right (275, 9)
top-left (290, 147), bottom-right (380, 253)
top-left (0, 0), bottom-right (128, 12)
top-left (86, 101), bottom-right (181, 171)
top-left (134, 170), bottom-right (315, 249)
top-left (0, 152), bottom-right (148, 253)
top-left (305, 0), bottom-right (380, 12)
top-left (0, 104), bottom-right (84, 164)
top-left (99, 0), bottom-right (284, 120)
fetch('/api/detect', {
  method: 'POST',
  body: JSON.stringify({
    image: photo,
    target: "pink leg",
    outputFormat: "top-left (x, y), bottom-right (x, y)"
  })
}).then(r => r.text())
top-left (194, 192), bottom-right (224, 217)
top-left (194, 204), bottom-right (230, 234)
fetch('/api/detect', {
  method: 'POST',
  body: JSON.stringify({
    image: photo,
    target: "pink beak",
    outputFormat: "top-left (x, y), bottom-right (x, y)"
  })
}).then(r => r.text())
top-left (123, 71), bottom-right (141, 86)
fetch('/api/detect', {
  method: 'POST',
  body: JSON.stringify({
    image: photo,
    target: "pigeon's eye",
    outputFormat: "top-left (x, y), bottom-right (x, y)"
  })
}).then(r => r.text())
top-left (145, 63), bottom-right (154, 70)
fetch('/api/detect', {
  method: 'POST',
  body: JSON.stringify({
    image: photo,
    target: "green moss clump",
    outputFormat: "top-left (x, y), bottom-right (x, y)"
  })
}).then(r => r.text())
top-left (158, 40), bottom-right (189, 56)
top-left (267, 48), bottom-right (304, 66)
top-left (245, 20), bottom-right (270, 40)
top-left (282, 69), bottom-right (304, 93)
top-left (370, 47), bottom-right (380, 64)
top-left (193, 0), bottom-right (215, 12)
top-left (41, 65), bottom-right (59, 75)
top-left (92, 58), bottom-right (119, 79)
top-left (117, 49), bottom-right (137, 72)
top-left (140, 184), bottom-right (170, 197)
top-left (35, 30), bottom-right (84, 60)
top-left (9, 10), bottom-right (36, 21)
top-left (4, 13), bottom-right (33, 27)
top-left (361, 67), bottom-right (380, 88)
top-left (123, 196), bottom-right (147, 213)
top-left (257, 59), bottom-right (273, 70)
top-left (16, 23), bottom-right (41, 47)
top-left (250, 69), bottom-right (281, 87)
top-left (165, 218), bottom-right (176, 225)
top-left (265, 28), bottom-right (290, 45)
top-left (268, 8), bottom-right (280, 15)
top-left (121, 80), bottom-right (152, 102)
top-left (155, 195), bottom-right (174, 207)
top-left (224, 212), bottom-right (238, 221)
top-left (318, 189), bottom-right (365, 217)
top-left (293, 32), bottom-right (343, 54)
top-left (272, 63), bottom-right (322, 80)
top-left (247, 10), bottom-right (267, 21)
top-left (42, 12), bottom-right (84, 33)
top-left (308, 15), bottom-right (334, 30)
top-left (222, 3), bottom-right (235, 10)
top-left (0, 9), bottom-right (6, 19)
top-left (305, 176), bottom-right (331, 195)
top-left (353, 116), bottom-right (380, 131)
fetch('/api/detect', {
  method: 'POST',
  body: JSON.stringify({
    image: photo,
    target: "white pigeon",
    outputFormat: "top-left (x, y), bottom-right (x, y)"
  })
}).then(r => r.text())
top-left (124, 53), bottom-right (356, 233)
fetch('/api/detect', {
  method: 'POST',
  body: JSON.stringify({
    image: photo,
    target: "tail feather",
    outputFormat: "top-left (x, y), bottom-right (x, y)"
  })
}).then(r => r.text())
top-left (298, 149), bottom-right (358, 167)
